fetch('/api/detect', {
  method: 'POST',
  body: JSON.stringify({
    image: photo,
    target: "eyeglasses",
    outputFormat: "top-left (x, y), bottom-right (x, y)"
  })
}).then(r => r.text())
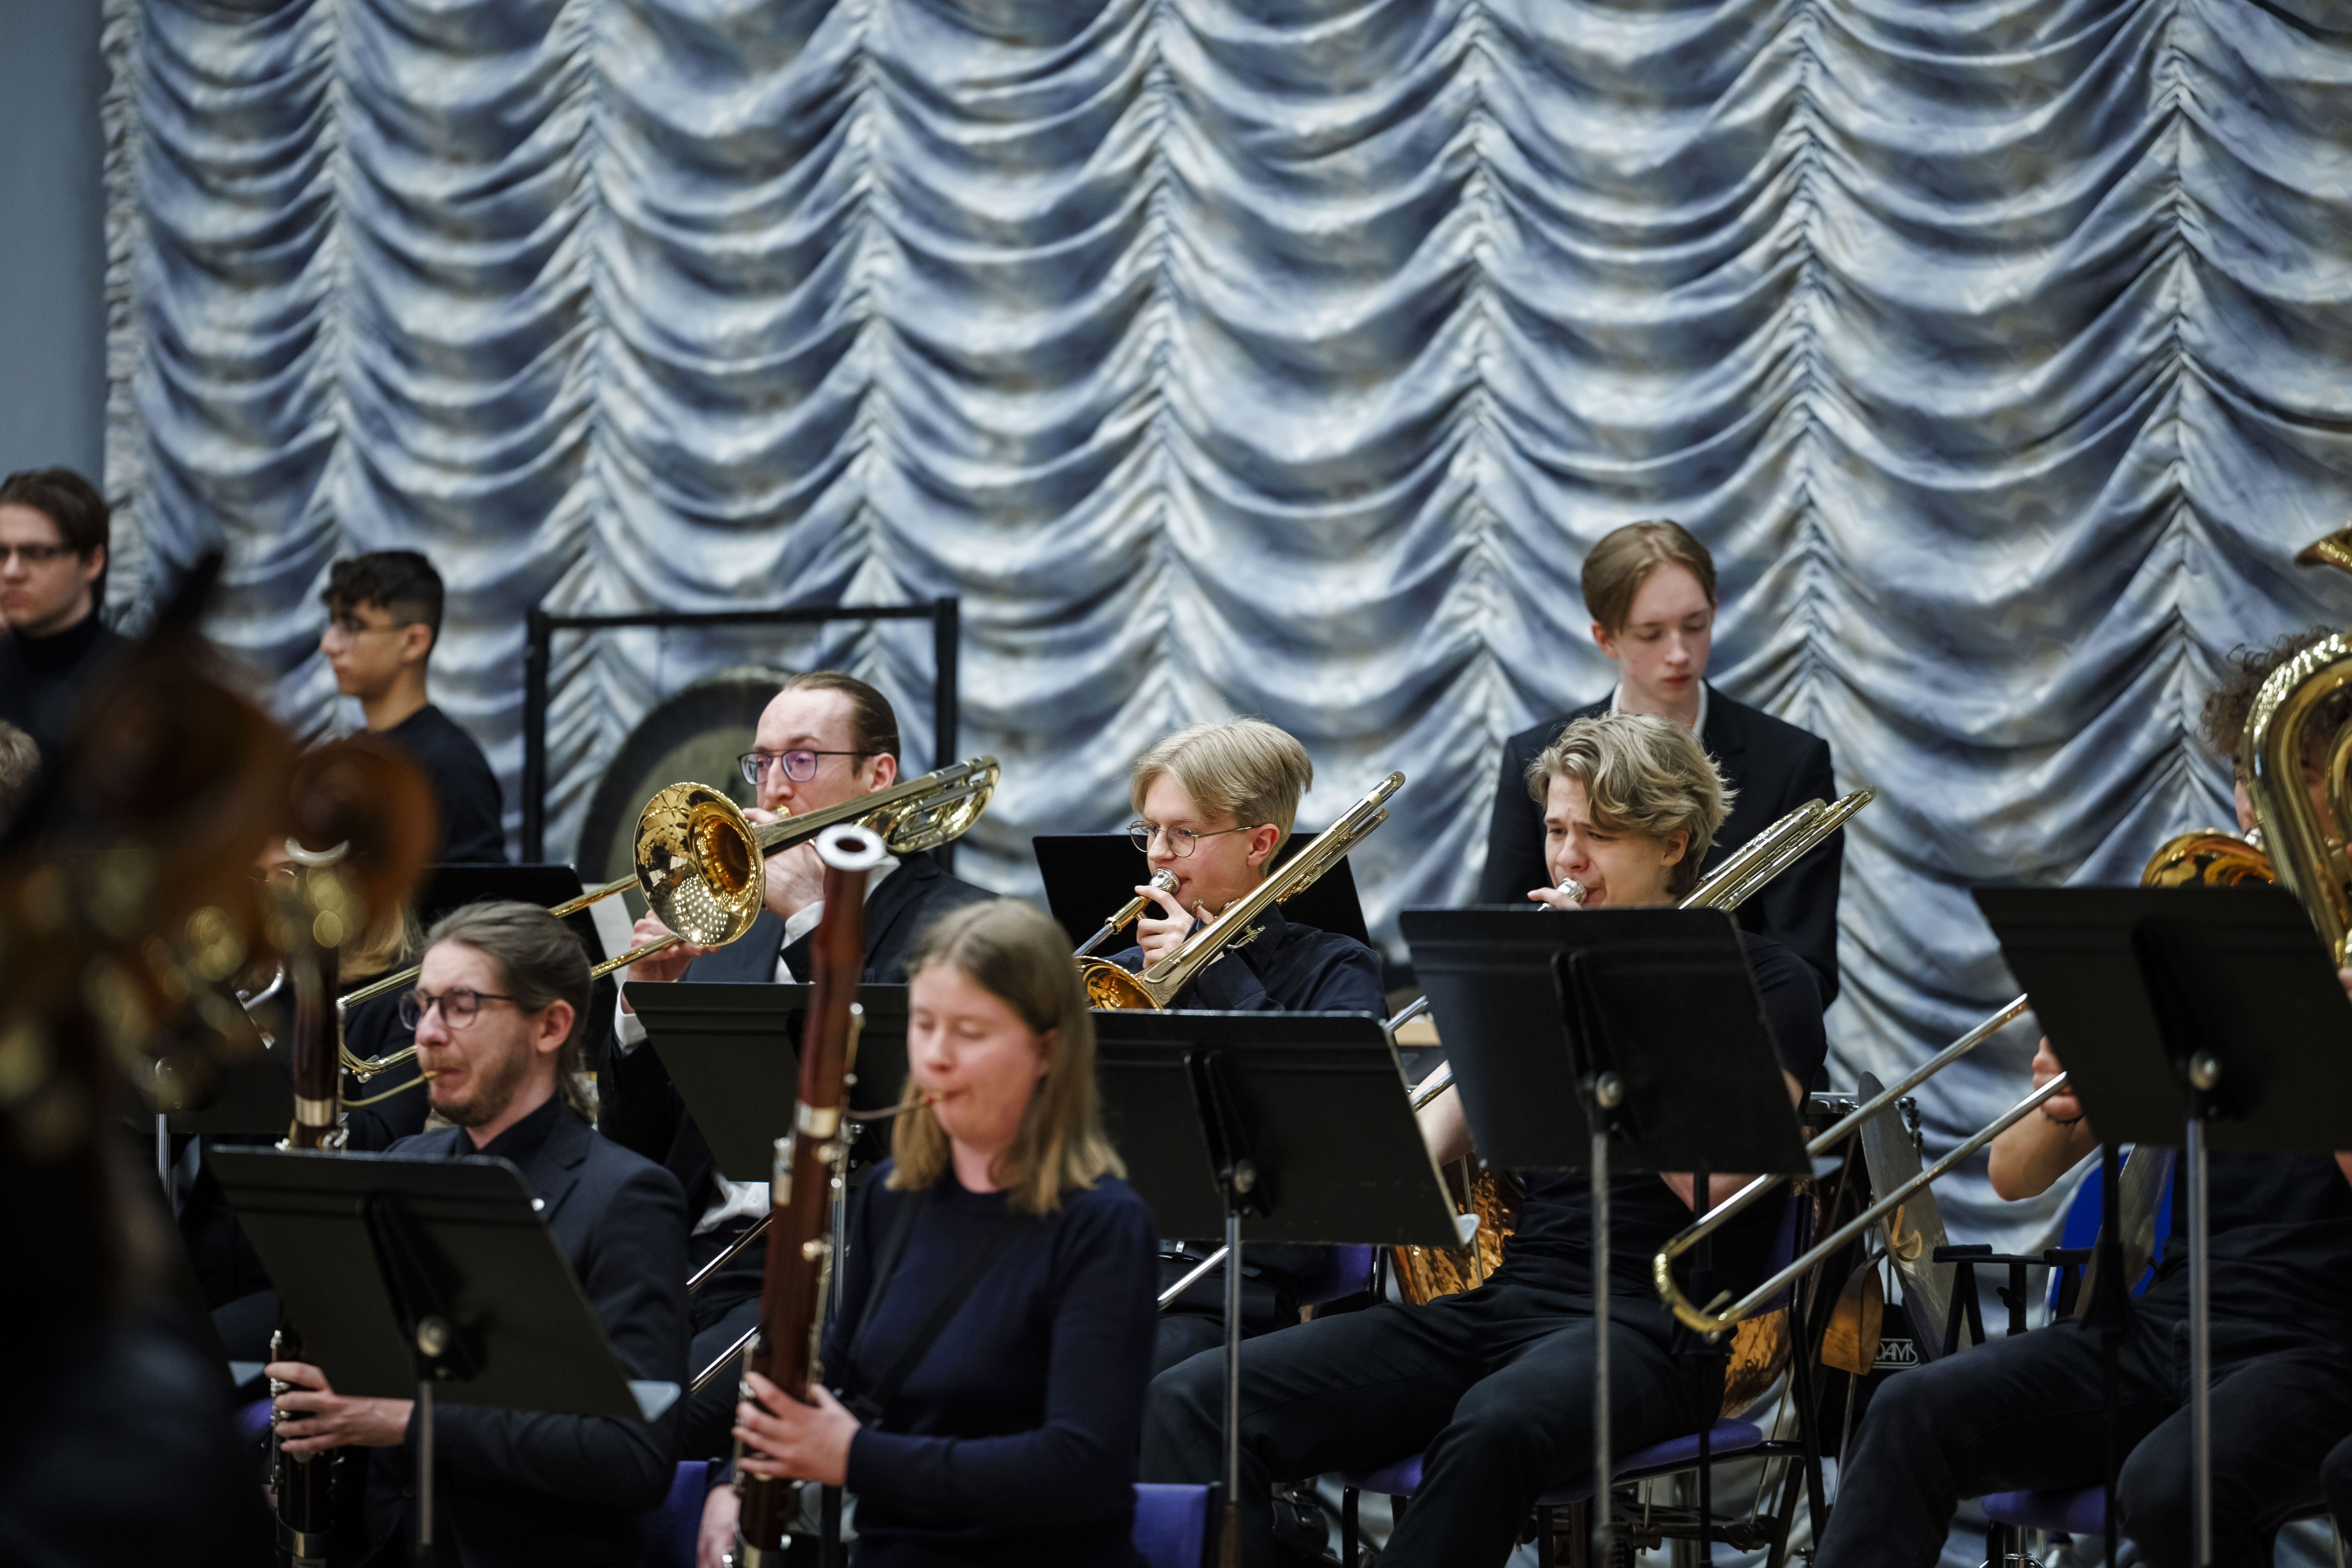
top-left (323, 615), bottom-right (410, 640)
top-left (1127, 821), bottom-right (1258, 858)
top-left (739, 749), bottom-right (867, 787)
top-left (0, 542), bottom-right (75, 566)
top-left (399, 987), bottom-right (518, 1030)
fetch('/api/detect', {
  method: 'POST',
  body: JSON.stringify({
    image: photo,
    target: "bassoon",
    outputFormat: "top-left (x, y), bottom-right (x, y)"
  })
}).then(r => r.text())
top-left (267, 740), bottom-right (434, 1568)
top-left (734, 823), bottom-right (889, 1565)
top-left (268, 922), bottom-right (343, 1568)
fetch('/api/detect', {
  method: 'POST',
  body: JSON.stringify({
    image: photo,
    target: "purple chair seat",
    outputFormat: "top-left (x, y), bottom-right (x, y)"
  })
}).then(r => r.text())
top-left (1339, 1419), bottom-right (1766, 1507)
top-left (1132, 1482), bottom-right (1211, 1568)
top-left (1981, 1488), bottom-right (2107, 1536)
top-left (1983, 1482), bottom-right (2328, 1541)
top-left (1293, 1245), bottom-right (1378, 1309)
top-left (639, 1461), bottom-right (711, 1568)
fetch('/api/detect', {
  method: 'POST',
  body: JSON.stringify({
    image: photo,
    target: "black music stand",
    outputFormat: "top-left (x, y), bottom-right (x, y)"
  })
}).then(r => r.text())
top-left (1093, 1010), bottom-right (1462, 1562)
top-left (1034, 834), bottom-right (1372, 954)
top-left (1401, 906), bottom-right (1812, 1558)
top-left (211, 1148), bottom-right (678, 1567)
top-left (1976, 883), bottom-right (2352, 1566)
top-left (622, 982), bottom-right (910, 1179)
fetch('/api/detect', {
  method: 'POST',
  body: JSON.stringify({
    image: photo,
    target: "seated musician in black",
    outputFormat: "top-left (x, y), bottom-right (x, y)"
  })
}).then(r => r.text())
top-left (1818, 631), bottom-right (2352, 1568)
top-left (698, 899), bottom-right (1157, 1568)
top-left (268, 901), bottom-right (688, 1566)
top-left (1477, 519), bottom-right (1843, 1001)
top-left (1100, 718), bottom-right (1386, 1373)
top-left (603, 670), bottom-right (994, 1457)
top-left (1143, 712), bottom-right (1828, 1568)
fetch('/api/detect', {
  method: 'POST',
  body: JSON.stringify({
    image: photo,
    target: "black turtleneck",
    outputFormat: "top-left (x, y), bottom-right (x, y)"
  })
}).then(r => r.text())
top-left (0, 606), bottom-right (128, 757)
top-left (464, 1091), bottom-right (568, 1169)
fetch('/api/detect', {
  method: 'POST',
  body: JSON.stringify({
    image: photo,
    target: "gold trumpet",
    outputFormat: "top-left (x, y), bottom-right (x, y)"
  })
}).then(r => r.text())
top-left (1077, 772), bottom-right (1404, 1010)
top-left (337, 755), bottom-right (1000, 1081)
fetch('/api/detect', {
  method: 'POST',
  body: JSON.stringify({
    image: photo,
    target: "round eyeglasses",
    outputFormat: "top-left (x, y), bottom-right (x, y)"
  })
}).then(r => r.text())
top-left (1126, 821), bottom-right (1259, 858)
top-left (399, 987), bottom-right (518, 1030)
top-left (738, 749), bottom-right (867, 787)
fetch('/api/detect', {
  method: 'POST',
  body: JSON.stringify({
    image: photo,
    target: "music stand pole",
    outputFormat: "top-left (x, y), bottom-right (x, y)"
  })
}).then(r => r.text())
top-left (2187, 1061), bottom-right (2218, 1567)
top-left (1591, 1104), bottom-right (1611, 1558)
top-left (1223, 1208), bottom-right (1243, 1568)
top-left (414, 1374), bottom-right (435, 1567)
top-left (2097, 1140), bottom-right (2123, 1568)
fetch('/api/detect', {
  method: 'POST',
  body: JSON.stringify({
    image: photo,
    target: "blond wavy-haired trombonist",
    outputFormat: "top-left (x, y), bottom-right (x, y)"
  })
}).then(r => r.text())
top-left (1524, 711), bottom-right (1735, 903)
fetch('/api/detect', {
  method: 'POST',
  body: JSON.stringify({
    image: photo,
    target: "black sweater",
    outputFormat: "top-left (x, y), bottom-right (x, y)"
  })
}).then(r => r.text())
top-left (380, 703), bottom-right (506, 864)
top-left (1477, 685), bottom-right (1843, 1004)
top-left (827, 1161), bottom-right (1157, 1568)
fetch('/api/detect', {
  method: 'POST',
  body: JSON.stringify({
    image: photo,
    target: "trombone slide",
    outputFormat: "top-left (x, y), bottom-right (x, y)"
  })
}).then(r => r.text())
top-left (1076, 869), bottom-right (1180, 957)
top-left (1658, 1071), bottom-right (2070, 1337)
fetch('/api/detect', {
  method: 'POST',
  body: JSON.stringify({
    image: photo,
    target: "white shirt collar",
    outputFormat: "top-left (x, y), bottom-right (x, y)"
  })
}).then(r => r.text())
top-left (1607, 681), bottom-right (1708, 740)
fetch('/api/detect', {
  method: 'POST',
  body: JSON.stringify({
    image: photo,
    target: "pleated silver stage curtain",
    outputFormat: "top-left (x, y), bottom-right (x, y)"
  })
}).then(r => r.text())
top-left (98, 0), bottom-right (2352, 1365)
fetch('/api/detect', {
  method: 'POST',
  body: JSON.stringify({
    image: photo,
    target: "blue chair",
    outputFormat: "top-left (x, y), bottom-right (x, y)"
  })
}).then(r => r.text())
top-left (1294, 1245), bottom-right (1378, 1310)
top-left (639, 1460), bottom-right (712, 1568)
top-left (1133, 1481), bottom-right (1214, 1568)
top-left (1982, 1147), bottom-right (2176, 1552)
top-left (640, 1471), bottom-right (1216, 1568)
top-left (1339, 1421), bottom-right (1771, 1564)
top-left (1981, 1480), bottom-right (2327, 1553)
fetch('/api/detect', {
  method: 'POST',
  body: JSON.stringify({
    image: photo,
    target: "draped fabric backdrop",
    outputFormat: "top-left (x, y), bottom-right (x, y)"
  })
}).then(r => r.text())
top-left (99, 0), bottom-right (2352, 1540)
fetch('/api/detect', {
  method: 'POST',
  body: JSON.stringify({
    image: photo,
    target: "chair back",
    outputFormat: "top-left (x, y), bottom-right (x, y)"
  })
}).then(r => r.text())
top-left (1295, 1244), bottom-right (1378, 1308)
top-left (638, 1461), bottom-right (711, 1568)
top-left (1132, 1482), bottom-right (1212, 1568)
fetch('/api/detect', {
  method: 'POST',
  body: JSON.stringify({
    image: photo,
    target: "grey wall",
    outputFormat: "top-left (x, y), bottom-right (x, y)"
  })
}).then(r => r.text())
top-left (0, 0), bottom-right (105, 483)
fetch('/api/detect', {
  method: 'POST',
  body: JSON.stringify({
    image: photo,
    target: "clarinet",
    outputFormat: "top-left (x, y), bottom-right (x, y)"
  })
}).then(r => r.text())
top-left (734, 824), bottom-right (887, 1566)
top-left (271, 936), bottom-right (342, 1567)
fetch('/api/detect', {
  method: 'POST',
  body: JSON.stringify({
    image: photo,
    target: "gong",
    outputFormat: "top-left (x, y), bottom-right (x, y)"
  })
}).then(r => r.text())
top-left (576, 667), bottom-right (792, 921)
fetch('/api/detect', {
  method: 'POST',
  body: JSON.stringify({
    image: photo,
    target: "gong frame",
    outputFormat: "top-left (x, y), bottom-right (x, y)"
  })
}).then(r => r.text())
top-left (519, 597), bottom-right (960, 865)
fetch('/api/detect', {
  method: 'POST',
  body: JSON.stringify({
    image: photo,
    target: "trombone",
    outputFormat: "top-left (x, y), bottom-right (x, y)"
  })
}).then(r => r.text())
top-left (335, 755), bottom-right (1000, 1081)
top-left (1653, 806), bottom-right (2293, 1338)
top-left (1077, 772), bottom-right (1404, 1010)
top-left (1074, 869), bottom-right (1179, 957)
top-left (1404, 787), bottom-right (1876, 1114)
top-left (1656, 517), bottom-right (2352, 1340)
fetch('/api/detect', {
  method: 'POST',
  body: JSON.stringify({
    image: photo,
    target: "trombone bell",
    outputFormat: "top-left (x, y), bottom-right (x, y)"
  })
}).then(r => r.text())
top-left (1079, 960), bottom-right (1165, 1010)
top-left (633, 783), bottom-right (769, 949)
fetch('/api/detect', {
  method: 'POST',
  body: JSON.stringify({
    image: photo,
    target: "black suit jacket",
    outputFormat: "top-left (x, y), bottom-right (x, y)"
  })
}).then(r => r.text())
top-left (601, 848), bottom-right (996, 1214)
top-left (1475, 684), bottom-right (1843, 1003)
top-left (367, 1106), bottom-right (689, 1567)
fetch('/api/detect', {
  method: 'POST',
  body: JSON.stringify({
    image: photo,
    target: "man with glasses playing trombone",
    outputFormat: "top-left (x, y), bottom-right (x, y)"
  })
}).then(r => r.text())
top-left (601, 670), bottom-right (994, 1458)
top-left (1102, 719), bottom-right (1386, 1406)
